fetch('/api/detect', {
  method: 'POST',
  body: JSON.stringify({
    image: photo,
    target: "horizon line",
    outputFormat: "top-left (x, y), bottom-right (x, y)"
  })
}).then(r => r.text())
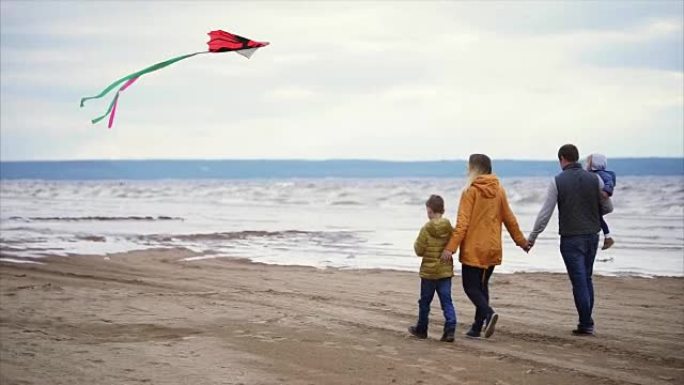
top-left (1, 156), bottom-right (683, 163)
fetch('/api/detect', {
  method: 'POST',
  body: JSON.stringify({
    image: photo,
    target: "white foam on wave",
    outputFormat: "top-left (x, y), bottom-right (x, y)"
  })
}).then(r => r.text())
top-left (0, 258), bottom-right (43, 264)
top-left (1, 177), bottom-right (682, 277)
top-left (181, 255), bottom-right (222, 262)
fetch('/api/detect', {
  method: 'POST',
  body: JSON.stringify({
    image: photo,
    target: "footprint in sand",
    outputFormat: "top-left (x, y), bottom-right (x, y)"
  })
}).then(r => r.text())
top-left (375, 354), bottom-right (402, 362)
top-left (249, 320), bottom-right (269, 324)
top-left (235, 331), bottom-right (287, 343)
top-left (378, 345), bottom-right (399, 355)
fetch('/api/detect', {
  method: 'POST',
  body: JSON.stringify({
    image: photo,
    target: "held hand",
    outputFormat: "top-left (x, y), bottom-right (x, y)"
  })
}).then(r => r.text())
top-left (518, 238), bottom-right (534, 253)
top-left (520, 239), bottom-right (531, 253)
top-left (524, 240), bottom-right (535, 253)
top-left (440, 250), bottom-right (453, 263)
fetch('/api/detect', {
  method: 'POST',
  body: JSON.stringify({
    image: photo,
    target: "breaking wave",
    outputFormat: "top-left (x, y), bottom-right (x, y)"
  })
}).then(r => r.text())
top-left (8, 216), bottom-right (184, 222)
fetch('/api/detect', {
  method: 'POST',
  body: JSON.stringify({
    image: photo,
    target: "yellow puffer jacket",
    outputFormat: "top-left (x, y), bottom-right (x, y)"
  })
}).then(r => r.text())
top-left (414, 217), bottom-right (454, 279)
top-left (445, 174), bottom-right (527, 268)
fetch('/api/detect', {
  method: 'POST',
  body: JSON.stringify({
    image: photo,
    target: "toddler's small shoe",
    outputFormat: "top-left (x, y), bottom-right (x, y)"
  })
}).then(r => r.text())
top-left (602, 237), bottom-right (615, 250)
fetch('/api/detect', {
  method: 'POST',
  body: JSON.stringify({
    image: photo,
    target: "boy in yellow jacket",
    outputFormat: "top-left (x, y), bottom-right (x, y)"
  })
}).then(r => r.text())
top-left (408, 195), bottom-right (457, 342)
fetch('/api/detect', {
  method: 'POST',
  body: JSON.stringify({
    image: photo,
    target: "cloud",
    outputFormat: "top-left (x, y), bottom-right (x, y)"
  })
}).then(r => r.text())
top-left (266, 87), bottom-right (316, 101)
top-left (1, 1), bottom-right (682, 161)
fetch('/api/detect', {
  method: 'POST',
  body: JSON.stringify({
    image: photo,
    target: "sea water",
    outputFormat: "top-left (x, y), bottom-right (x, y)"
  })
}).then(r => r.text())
top-left (1, 177), bottom-right (682, 276)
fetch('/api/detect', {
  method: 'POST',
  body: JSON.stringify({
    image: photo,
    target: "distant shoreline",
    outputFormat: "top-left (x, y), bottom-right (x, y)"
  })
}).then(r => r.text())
top-left (1, 158), bottom-right (682, 179)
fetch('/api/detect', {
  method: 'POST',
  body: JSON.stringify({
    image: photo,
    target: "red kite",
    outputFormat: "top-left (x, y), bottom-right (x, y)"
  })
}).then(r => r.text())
top-left (80, 30), bottom-right (269, 128)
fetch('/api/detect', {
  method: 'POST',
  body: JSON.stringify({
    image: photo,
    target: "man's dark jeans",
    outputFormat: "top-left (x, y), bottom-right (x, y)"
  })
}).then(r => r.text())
top-left (560, 233), bottom-right (599, 330)
top-left (416, 277), bottom-right (457, 333)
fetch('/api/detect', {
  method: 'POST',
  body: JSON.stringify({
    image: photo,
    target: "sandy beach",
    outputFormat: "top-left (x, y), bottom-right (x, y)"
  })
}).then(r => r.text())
top-left (0, 249), bottom-right (682, 385)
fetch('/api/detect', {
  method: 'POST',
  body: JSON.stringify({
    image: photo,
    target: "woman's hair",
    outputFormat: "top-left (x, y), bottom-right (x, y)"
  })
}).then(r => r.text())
top-left (425, 194), bottom-right (445, 214)
top-left (465, 154), bottom-right (492, 188)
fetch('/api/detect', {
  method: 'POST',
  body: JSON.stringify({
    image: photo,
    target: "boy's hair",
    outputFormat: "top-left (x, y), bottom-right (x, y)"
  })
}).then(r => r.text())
top-left (425, 194), bottom-right (445, 214)
top-left (558, 144), bottom-right (579, 162)
top-left (468, 154), bottom-right (492, 175)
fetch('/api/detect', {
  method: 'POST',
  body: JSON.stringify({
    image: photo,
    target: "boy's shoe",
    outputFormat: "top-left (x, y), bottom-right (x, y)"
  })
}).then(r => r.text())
top-left (465, 327), bottom-right (482, 339)
top-left (440, 329), bottom-right (455, 342)
top-left (483, 312), bottom-right (499, 338)
top-left (571, 328), bottom-right (595, 337)
top-left (602, 237), bottom-right (615, 250)
top-left (408, 326), bottom-right (427, 339)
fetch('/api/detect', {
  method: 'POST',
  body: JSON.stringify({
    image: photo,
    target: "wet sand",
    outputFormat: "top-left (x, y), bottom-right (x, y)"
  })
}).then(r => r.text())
top-left (0, 249), bottom-right (682, 385)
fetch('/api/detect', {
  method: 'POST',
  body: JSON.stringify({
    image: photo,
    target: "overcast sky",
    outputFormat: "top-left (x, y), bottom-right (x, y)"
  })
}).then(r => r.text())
top-left (1, 1), bottom-right (682, 161)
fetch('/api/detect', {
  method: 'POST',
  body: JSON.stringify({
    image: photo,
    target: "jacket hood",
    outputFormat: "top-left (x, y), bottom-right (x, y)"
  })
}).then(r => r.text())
top-left (425, 217), bottom-right (453, 238)
top-left (588, 153), bottom-right (607, 171)
top-left (471, 174), bottom-right (500, 199)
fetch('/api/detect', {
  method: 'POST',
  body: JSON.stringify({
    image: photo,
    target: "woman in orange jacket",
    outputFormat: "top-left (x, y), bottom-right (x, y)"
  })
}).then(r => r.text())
top-left (441, 154), bottom-right (529, 339)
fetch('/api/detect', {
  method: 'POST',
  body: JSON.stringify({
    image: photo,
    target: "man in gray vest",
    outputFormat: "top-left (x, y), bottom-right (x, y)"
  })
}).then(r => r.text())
top-left (527, 144), bottom-right (613, 336)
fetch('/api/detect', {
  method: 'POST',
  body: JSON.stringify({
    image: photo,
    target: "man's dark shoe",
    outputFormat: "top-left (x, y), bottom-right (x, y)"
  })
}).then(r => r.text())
top-left (440, 329), bottom-right (455, 342)
top-left (465, 327), bottom-right (481, 339)
top-left (408, 326), bottom-right (427, 339)
top-left (572, 328), bottom-right (595, 336)
top-left (483, 312), bottom-right (499, 338)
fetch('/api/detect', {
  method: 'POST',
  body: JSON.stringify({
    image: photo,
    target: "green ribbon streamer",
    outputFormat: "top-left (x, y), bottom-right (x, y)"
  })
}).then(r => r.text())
top-left (80, 51), bottom-right (206, 108)
top-left (90, 94), bottom-right (119, 124)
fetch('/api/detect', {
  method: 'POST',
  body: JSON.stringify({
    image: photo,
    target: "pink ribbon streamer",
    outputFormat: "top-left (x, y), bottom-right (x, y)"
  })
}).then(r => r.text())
top-left (108, 77), bottom-right (139, 129)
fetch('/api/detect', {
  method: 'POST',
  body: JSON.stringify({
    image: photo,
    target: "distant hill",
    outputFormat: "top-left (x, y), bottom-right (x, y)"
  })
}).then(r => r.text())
top-left (0, 158), bottom-right (682, 180)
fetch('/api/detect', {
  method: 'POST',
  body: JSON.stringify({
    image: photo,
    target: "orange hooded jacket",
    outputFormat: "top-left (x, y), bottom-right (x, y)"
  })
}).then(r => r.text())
top-left (445, 174), bottom-right (527, 268)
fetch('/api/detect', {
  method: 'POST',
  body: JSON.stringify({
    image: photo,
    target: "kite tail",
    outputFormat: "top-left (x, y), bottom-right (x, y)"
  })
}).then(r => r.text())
top-left (90, 77), bottom-right (138, 126)
top-left (107, 95), bottom-right (120, 128)
top-left (81, 51), bottom-right (208, 127)
top-left (92, 77), bottom-right (138, 128)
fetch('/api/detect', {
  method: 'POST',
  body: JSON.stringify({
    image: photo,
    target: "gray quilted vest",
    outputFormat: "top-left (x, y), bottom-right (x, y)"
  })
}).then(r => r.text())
top-left (555, 163), bottom-right (601, 236)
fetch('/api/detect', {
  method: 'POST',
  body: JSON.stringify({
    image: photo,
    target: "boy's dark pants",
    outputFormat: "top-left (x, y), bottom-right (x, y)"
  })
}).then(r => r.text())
top-left (461, 264), bottom-right (495, 332)
top-left (416, 277), bottom-right (456, 334)
top-left (560, 234), bottom-right (599, 331)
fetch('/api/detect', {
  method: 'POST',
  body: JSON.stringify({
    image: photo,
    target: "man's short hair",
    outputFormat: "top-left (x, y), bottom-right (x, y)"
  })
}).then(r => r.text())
top-left (425, 194), bottom-right (445, 214)
top-left (558, 144), bottom-right (579, 162)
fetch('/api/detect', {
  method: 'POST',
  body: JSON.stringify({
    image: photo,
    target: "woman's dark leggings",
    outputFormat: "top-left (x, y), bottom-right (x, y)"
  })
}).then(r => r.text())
top-left (461, 264), bottom-right (495, 331)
